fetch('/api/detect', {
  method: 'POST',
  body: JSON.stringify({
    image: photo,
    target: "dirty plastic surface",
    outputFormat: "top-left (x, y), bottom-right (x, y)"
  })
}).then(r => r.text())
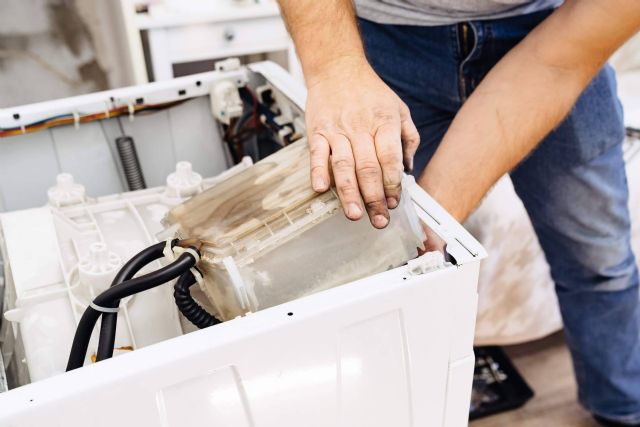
top-left (163, 140), bottom-right (425, 320)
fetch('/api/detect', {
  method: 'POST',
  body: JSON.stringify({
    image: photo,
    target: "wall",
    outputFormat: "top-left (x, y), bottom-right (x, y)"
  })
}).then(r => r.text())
top-left (0, 0), bottom-right (136, 108)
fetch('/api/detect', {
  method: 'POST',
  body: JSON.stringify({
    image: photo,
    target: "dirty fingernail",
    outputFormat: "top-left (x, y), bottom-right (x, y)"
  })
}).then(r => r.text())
top-left (373, 215), bottom-right (389, 228)
top-left (347, 203), bottom-right (362, 218)
top-left (386, 197), bottom-right (398, 209)
top-left (313, 177), bottom-right (325, 191)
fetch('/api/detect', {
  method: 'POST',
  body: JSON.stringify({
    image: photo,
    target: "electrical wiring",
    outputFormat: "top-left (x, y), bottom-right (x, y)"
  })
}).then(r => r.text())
top-left (0, 99), bottom-right (189, 138)
top-left (222, 86), bottom-right (294, 163)
top-left (66, 241), bottom-right (199, 371)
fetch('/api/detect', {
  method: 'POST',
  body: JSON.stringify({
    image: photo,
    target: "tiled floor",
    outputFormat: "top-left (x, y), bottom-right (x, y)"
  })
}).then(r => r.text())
top-left (470, 333), bottom-right (599, 427)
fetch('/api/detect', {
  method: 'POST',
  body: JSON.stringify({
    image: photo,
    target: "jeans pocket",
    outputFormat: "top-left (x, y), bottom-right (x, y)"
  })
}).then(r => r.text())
top-left (540, 64), bottom-right (625, 168)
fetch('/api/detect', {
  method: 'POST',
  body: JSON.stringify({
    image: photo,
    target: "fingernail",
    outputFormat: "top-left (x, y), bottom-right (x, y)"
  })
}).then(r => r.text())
top-left (347, 203), bottom-right (363, 219)
top-left (386, 197), bottom-right (398, 209)
top-left (373, 215), bottom-right (389, 228)
top-left (313, 177), bottom-right (325, 191)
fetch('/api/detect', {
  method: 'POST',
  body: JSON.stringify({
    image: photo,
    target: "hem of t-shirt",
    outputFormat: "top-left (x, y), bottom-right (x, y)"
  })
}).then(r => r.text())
top-left (355, 1), bottom-right (563, 26)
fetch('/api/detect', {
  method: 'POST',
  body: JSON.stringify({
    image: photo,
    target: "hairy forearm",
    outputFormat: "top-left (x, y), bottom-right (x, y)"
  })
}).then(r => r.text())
top-left (419, 0), bottom-right (640, 222)
top-left (277, 0), bottom-right (366, 85)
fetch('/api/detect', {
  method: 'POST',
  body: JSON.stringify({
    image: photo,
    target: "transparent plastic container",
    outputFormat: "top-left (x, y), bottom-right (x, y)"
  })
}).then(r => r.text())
top-left (163, 141), bottom-right (425, 320)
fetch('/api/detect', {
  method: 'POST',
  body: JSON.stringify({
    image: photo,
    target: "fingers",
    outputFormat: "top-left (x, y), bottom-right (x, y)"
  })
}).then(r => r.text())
top-left (350, 132), bottom-right (389, 228)
top-left (374, 122), bottom-right (403, 210)
top-left (308, 133), bottom-right (331, 192)
top-left (326, 134), bottom-right (364, 221)
top-left (399, 103), bottom-right (420, 172)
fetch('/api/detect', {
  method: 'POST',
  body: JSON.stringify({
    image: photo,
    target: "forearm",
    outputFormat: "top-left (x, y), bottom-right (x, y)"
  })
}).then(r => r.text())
top-left (419, 0), bottom-right (640, 222)
top-left (277, 0), bottom-right (366, 86)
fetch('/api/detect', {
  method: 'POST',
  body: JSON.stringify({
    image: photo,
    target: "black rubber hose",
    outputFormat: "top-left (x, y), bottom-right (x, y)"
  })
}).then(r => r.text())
top-left (66, 252), bottom-right (197, 371)
top-left (116, 135), bottom-right (146, 191)
top-left (95, 240), bottom-right (175, 361)
top-left (174, 270), bottom-right (221, 329)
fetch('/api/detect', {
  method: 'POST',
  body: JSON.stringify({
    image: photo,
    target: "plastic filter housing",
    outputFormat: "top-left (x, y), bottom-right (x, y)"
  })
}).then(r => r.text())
top-left (162, 140), bottom-right (425, 320)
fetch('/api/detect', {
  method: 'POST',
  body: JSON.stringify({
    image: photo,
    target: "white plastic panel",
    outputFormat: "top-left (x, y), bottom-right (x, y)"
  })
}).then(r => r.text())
top-left (0, 132), bottom-right (60, 210)
top-left (339, 310), bottom-right (412, 426)
top-left (0, 161), bottom-right (253, 382)
top-left (1, 208), bottom-right (64, 298)
top-left (49, 123), bottom-right (123, 197)
top-left (166, 97), bottom-right (229, 177)
top-left (157, 365), bottom-right (254, 427)
top-left (0, 260), bottom-right (481, 427)
top-left (0, 69), bottom-right (245, 211)
top-left (444, 356), bottom-right (476, 427)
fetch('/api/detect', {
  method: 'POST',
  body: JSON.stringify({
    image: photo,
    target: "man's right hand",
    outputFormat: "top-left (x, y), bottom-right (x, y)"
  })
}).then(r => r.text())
top-left (305, 56), bottom-right (420, 229)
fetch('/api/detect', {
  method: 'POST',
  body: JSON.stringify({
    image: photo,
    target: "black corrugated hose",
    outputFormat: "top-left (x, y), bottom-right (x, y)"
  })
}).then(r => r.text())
top-left (174, 270), bottom-right (221, 329)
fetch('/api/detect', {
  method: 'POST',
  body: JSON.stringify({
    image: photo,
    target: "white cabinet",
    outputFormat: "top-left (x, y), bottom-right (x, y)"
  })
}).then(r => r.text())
top-left (132, 0), bottom-right (303, 82)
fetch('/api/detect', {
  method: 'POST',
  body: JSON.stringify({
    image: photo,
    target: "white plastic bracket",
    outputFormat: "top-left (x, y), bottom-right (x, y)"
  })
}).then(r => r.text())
top-left (222, 256), bottom-right (250, 311)
top-left (72, 111), bottom-right (80, 129)
top-left (128, 101), bottom-right (135, 122)
top-left (407, 251), bottom-right (447, 276)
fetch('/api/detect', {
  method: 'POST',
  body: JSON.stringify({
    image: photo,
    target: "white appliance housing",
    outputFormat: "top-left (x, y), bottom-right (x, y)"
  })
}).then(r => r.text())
top-left (0, 63), bottom-right (486, 426)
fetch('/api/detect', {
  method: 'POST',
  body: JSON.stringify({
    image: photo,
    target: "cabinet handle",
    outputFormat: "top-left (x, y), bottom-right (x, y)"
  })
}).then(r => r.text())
top-left (223, 28), bottom-right (236, 42)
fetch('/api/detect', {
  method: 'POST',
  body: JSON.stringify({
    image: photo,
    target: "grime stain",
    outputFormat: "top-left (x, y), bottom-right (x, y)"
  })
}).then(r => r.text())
top-left (90, 346), bottom-right (134, 363)
top-left (48, 0), bottom-right (108, 90)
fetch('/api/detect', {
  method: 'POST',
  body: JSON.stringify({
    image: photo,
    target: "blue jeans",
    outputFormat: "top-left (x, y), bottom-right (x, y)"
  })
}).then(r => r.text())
top-left (358, 9), bottom-right (640, 424)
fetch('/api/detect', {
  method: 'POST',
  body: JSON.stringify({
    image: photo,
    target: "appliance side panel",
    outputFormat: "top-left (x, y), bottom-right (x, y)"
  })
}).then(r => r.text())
top-left (449, 263), bottom-right (481, 362)
top-left (0, 133), bottom-right (60, 211)
top-left (49, 122), bottom-right (123, 197)
top-left (0, 266), bottom-right (470, 427)
top-left (166, 96), bottom-right (229, 178)
top-left (444, 355), bottom-right (475, 427)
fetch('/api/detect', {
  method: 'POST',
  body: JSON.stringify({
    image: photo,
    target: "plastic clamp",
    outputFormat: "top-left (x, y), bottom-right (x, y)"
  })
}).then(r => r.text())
top-left (190, 267), bottom-right (204, 287)
top-left (128, 102), bottom-right (135, 121)
top-left (163, 239), bottom-right (175, 261)
top-left (163, 240), bottom-right (200, 264)
top-left (90, 302), bottom-right (120, 314)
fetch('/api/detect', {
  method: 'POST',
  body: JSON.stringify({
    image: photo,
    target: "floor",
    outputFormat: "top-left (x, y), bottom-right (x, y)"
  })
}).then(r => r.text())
top-left (470, 333), bottom-right (600, 427)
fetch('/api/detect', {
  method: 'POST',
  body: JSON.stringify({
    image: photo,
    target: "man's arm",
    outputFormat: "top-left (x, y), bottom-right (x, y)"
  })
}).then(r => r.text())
top-left (419, 0), bottom-right (640, 222)
top-left (278, 0), bottom-right (420, 228)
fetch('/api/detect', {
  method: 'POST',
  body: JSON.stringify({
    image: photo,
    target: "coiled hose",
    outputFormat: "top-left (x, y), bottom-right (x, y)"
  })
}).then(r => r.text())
top-left (116, 135), bottom-right (146, 190)
top-left (174, 270), bottom-right (220, 329)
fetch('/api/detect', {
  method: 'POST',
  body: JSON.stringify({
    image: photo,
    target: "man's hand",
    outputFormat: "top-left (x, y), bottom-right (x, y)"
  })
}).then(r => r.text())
top-left (277, 0), bottom-right (419, 228)
top-left (306, 56), bottom-right (419, 228)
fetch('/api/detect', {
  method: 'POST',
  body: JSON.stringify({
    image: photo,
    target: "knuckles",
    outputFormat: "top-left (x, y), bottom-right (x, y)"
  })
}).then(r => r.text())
top-left (332, 157), bottom-right (355, 171)
top-left (355, 162), bottom-right (382, 180)
top-left (378, 151), bottom-right (403, 168)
